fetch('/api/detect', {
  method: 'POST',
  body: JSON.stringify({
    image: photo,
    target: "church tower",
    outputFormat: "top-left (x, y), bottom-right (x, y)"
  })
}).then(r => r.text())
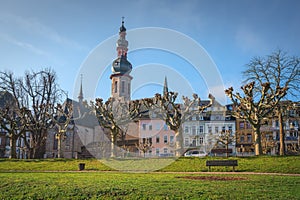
top-left (110, 18), bottom-right (132, 101)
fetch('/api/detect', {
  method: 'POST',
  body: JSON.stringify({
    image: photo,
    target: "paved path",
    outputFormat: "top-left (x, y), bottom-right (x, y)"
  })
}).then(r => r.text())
top-left (1, 170), bottom-right (299, 176)
top-left (153, 171), bottom-right (300, 176)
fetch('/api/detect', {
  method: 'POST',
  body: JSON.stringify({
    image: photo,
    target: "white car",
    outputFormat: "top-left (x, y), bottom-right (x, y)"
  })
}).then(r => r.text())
top-left (184, 150), bottom-right (207, 157)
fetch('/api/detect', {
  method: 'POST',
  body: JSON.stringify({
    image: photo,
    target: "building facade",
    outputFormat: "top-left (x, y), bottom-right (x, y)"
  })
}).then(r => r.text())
top-left (182, 97), bottom-right (236, 155)
top-left (45, 98), bottom-right (108, 159)
top-left (235, 101), bottom-right (300, 155)
top-left (138, 118), bottom-right (175, 157)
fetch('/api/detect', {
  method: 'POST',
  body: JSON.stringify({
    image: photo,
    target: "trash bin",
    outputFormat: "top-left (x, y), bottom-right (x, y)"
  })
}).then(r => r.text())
top-left (78, 163), bottom-right (85, 171)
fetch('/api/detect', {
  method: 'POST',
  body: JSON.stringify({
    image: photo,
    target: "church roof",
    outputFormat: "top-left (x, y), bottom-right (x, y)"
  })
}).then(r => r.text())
top-left (62, 98), bottom-right (99, 128)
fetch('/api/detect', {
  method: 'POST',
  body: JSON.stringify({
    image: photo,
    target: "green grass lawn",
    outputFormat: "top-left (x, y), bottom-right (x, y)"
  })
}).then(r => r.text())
top-left (0, 158), bottom-right (112, 172)
top-left (161, 156), bottom-right (300, 173)
top-left (0, 156), bottom-right (299, 199)
top-left (0, 156), bottom-right (299, 173)
top-left (0, 172), bottom-right (299, 199)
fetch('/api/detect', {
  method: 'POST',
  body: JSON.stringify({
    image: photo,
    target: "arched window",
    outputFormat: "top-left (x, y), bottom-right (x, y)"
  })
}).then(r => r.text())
top-left (128, 83), bottom-right (130, 95)
top-left (114, 81), bottom-right (118, 93)
top-left (121, 81), bottom-right (125, 93)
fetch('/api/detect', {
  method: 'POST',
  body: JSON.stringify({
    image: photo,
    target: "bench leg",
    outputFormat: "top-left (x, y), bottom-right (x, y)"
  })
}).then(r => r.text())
top-left (233, 166), bottom-right (235, 172)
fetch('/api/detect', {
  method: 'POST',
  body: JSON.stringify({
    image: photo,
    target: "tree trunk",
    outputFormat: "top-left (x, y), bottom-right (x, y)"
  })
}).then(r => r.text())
top-left (111, 133), bottom-right (115, 157)
top-left (32, 141), bottom-right (46, 159)
top-left (175, 128), bottom-right (184, 157)
top-left (57, 134), bottom-right (62, 158)
top-left (23, 135), bottom-right (33, 159)
top-left (226, 142), bottom-right (229, 158)
top-left (9, 134), bottom-right (17, 159)
top-left (110, 130), bottom-right (118, 157)
top-left (31, 130), bottom-right (47, 159)
top-left (278, 112), bottom-right (285, 156)
top-left (253, 126), bottom-right (263, 156)
top-left (27, 147), bottom-right (33, 159)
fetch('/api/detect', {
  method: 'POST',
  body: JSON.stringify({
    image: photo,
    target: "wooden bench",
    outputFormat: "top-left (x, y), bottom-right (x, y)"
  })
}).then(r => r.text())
top-left (206, 160), bottom-right (238, 172)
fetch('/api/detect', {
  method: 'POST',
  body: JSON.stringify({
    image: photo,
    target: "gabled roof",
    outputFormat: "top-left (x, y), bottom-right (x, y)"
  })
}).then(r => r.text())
top-left (62, 98), bottom-right (99, 128)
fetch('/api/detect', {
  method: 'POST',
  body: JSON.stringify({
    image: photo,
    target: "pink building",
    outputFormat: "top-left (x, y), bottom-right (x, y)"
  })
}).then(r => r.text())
top-left (138, 119), bottom-right (175, 157)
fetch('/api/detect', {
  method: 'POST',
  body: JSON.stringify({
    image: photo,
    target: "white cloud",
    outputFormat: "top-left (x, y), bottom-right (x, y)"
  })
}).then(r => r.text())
top-left (0, 12), bottom-right (86, 51)
top-left (0, 32), bottom-right (49, 56)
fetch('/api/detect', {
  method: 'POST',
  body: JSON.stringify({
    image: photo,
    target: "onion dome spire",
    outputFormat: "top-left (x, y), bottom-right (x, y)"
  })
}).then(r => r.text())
top-left (112, 17), bottom-right (132, 75)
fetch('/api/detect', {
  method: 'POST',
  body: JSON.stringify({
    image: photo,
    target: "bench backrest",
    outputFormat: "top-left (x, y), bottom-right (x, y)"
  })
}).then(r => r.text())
top-left (206, 160), bottom-right (238, 166)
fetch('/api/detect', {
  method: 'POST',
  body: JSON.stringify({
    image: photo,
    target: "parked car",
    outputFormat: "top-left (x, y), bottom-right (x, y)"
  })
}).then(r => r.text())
top-left (184, 150), bottom-right (207, 157)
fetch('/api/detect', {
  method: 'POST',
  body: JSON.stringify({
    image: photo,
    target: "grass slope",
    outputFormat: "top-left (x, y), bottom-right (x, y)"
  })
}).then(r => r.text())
top-left (0, 172), bottom-right (299, 199)
top-left (0, 158), bottom-right (112, 172)
top-left (0, 156), bottom-right (299, 173)
top-left (0, 157), bottom-right (299, 199)
top-left (161, 156), bottom-right (300, 173)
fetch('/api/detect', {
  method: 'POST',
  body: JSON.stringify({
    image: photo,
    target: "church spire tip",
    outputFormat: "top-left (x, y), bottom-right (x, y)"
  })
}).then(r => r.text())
top-left (78, 74), bottom-right (84, 103)
top-left (120, 16), bottom-right (126, 32)
top-left (163, 76), bottom-right (169, 95)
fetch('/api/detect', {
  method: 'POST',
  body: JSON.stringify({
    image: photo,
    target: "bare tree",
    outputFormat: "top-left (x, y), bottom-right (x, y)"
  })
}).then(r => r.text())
top-left (261, 133), bottom-right (276, 155)
top-left (0, 69), bottom-right (66, 159)
top-left (242, 50), bottom-right (300, 155)
top-left (215, 130), bottom-right (236, 158)
top-left (21, 69), bottom-right (61, 158)
top-left (135, 138), bottom-right (153, 157)
top-left (142, 92), bottom-right (212, 156)
top-left (94, 98), bottom-right (141, 157)
top-left (0, 72), bottom-right (29, 158)
top-left (225, 82), bottom-right (287, 155)
top-left (48, 102), bottom-right (73, 158)
top-left (0, 92), bottom-right (27, 158)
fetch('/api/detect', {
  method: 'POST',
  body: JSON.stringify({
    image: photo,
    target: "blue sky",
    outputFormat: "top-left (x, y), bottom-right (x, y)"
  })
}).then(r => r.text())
top-left (0, 0), bottom-right (299, 104)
